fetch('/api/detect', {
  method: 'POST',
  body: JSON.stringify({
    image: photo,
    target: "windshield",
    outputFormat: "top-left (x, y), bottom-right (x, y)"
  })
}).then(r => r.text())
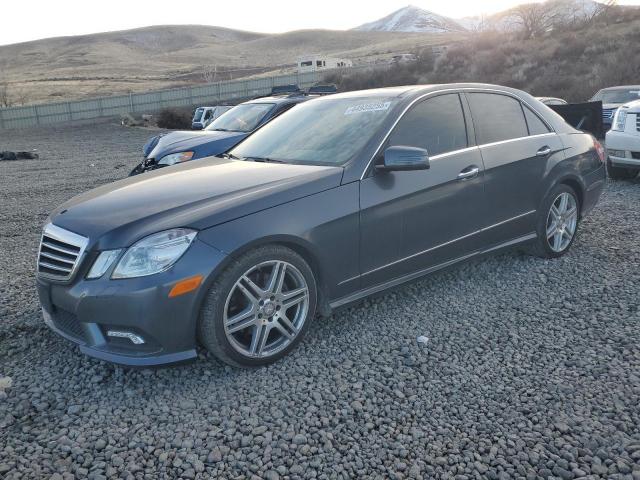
top-left (205, 103), bottom-right (273, 132)
top-left (192, 108), bottom-right (204, 122)
top-left (230, 97), bottom-right (397, 165)
top-left (592, 89), bottom-right (640, 104)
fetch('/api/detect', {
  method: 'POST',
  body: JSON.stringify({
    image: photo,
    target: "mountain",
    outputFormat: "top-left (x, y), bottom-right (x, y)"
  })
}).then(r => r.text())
top-left (354, 5), bottom-right (466, 33)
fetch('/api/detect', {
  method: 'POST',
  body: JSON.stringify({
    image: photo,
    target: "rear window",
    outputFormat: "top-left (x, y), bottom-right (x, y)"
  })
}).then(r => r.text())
top-left (206, 103), bottom-right (273, 133)
top-left (467, 93), bottom-right (528, 145)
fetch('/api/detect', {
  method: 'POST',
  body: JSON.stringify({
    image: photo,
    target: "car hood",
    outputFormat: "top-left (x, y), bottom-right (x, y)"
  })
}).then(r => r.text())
top-left (51, 158), bottom-right (344, 250)
top-left (602, 103), bottom-right (623, 110)
top-left (146, 130), bottom-right (247, 159)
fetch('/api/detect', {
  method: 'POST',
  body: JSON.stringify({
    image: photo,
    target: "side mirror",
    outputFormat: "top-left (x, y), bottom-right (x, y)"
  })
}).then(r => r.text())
top-left (376, 146), bottom-right (430, 172)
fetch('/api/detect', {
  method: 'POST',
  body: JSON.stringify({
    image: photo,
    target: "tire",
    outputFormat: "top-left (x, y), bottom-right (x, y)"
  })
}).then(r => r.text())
top-left (198, 245), bottom-right (317, 367)
top-left (607, 161), bottom-right (638, 180)
top-left (529, 184), bottom-right (580, 259)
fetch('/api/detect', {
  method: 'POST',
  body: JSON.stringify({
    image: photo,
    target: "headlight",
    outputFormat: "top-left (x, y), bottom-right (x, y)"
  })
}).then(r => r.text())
top-left (87, 249), bottom-right (122, 279)
top-left (112, 229), bottom-right (197, 279)
top-left (157, 151), bottom-right (194, 166)
top-left (612, 110), bottom-right (627, 131)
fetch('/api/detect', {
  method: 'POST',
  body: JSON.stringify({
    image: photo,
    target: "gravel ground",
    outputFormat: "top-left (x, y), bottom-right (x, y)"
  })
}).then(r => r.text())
top-left (1, 123), bottom-right (639, 479)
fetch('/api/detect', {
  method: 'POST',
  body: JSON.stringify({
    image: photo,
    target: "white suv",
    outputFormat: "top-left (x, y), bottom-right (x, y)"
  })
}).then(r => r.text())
top-left (606, 100), bottom-right (640, 180)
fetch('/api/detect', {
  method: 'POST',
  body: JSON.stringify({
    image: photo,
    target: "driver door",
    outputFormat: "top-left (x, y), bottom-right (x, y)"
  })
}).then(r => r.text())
top-left (359, 93), bottom-right (486, 288)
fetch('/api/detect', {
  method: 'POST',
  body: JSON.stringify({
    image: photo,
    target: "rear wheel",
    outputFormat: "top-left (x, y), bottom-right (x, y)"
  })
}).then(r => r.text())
top-left (530, 184), bottom-right (580, 258)
top-left (198, 245), bottom-right (317, 367)
top-left (607, 161), bottom-right (638, 180)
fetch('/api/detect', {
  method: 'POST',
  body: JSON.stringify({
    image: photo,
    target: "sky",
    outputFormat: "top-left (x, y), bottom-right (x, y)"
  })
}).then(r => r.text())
top-left (1, 0), bottom-right (639, 46)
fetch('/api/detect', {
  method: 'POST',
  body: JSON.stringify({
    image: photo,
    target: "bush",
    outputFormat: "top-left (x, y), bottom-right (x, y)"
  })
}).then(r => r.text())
top-left (156, 108), bottom-right (191, 129)
top-left (324, 16), bottom-right (640, 103)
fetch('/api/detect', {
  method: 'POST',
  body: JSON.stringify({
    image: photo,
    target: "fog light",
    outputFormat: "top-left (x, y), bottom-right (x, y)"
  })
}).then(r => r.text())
top-left (608, 149), bottom-right (626, 158)
top-left (107, 331), bottom-right (145, 345)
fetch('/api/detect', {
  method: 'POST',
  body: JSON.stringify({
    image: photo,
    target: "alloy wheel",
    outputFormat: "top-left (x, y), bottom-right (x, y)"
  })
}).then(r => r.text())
top-left (546, 192), bottom-right (578, 253)
top-left (223, 260), bottom-right (309, 358)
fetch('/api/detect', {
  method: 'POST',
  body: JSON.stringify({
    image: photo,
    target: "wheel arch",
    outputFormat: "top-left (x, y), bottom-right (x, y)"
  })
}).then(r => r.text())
top-left (207, 235), bottom-right (332, 317)
top-left (542, 171), bottom-right (586, 217)
top-left (559, 177), bottom-right (584, 213)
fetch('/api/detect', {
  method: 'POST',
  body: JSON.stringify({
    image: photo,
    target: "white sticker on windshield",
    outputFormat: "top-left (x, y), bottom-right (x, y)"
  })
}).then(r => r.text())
top-left (344, 102), bottom-right (391, 115)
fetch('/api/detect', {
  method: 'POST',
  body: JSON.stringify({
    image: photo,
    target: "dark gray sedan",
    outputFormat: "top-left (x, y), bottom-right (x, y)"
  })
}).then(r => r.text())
top-left (37, 84), bottom-right (606, 367)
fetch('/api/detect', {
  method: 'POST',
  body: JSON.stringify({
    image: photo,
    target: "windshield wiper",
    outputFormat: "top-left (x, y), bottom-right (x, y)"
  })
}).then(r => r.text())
top-left (245, 157), bottom-right (287, 164)
top-left (221, 152), bottom-right (243, 160)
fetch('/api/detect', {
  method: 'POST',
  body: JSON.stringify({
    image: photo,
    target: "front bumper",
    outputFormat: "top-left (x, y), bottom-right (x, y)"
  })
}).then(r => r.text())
top-left (606, 130), bottom-right (640, 169)
top-left (37, 239), bottom-right (227, 367)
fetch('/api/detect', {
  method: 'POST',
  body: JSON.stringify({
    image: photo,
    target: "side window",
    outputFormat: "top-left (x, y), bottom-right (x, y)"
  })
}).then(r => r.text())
top-left (467, 93), bottom-right (528, 145)
top-left (523, 105), bottom-right (551, 135)
top-left (387, 94), bottom-right (467, 156)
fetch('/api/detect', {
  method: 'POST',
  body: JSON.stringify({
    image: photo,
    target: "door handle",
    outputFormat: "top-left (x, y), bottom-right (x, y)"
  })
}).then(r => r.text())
top-left (536, 146), bottom-right (552, 156)
top-left (458, 166), bottom-right (479, 180)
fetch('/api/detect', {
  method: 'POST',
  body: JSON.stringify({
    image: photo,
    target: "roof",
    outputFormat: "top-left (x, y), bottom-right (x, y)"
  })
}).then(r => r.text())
top-left (243, 94), bottom-right (310, 105)
top-left (599, 85), bottom-right (640, 91)
top-left (311, 83), bottom-right (535, 102)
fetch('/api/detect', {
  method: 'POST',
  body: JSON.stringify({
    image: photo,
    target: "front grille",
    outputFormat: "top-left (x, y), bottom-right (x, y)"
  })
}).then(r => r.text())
top-left (38, 224), bottom-right (88, 281)
top-left (51, 309), bottom-right (87, 342)
top-left (602, 108), bottom-right (615, 121)
top-left (636, 113), bottom-right (640, 132)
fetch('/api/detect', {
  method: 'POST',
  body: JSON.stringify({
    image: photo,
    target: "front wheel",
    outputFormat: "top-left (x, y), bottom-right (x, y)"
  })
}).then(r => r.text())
top-left (198, 245), bottom-right (317, 367)
top-left (530, 184), bottom-right (580, 258)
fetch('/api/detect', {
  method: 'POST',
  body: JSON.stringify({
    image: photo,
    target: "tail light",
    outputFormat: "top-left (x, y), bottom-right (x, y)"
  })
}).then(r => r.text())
top-left (593, 138), bottom-right (606, 164)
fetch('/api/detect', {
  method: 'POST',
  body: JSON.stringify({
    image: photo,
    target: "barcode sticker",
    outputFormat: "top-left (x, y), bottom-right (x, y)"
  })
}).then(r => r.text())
top-left (345, 102), bottom-right (391, 115)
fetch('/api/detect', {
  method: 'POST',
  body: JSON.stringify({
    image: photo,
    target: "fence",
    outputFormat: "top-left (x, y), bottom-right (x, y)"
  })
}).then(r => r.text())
top-left (0, 70), bottom-right (327, 130)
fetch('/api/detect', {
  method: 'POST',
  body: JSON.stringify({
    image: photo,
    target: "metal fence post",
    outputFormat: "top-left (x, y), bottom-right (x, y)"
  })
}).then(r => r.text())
top-left (0, 108), bottom-right (4, 129)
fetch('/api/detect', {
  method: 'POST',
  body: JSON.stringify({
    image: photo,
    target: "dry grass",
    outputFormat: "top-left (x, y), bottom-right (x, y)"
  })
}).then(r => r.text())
top-left (0, 25), bottom-right (462, 105)
top-left (324, 10), bottom-right (640, 102)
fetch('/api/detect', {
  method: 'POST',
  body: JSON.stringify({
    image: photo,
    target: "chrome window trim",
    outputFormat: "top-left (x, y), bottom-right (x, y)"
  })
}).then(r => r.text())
top-left (360, 87), bottom-right (557, 180)
top-left (476, 132), bottom-right (557, 150)
top-left (429, 145), bottom-right (480, 161)
top-left (37, 223), bottom-right (89, 282)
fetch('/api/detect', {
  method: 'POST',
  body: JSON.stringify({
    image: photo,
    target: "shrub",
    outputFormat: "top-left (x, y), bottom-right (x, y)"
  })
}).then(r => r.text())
top-left (156, 107), bottom-right (191, 129)
top-left (323, 15), bottom-right (640, 103)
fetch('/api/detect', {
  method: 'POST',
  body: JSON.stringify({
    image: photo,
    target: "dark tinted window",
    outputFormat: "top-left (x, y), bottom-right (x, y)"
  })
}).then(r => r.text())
top-left (387, 94), bottom-right (467, 156)
top-left (523, 106), bottom-right (551, 135)
top-left (467, 93), bottom-right (528, 144)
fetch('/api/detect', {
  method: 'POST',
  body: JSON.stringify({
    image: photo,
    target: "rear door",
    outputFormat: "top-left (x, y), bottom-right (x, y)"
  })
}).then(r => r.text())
top-left (465, 92), bottom-right (565, 246)
top-left (359, 93), bottom-right (486, 288)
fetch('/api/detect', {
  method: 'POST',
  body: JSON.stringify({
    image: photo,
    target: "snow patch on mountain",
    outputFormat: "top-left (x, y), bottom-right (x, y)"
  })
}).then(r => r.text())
top-left (354, 5), bottom-right (466, 33)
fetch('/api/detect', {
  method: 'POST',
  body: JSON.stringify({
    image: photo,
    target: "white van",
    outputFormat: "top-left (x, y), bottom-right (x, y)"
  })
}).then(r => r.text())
top-left (192, 105), bottom-right (233, 130)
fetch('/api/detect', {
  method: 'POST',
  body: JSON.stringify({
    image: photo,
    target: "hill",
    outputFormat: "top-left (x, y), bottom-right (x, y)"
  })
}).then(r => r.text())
top-left (325, 8), bottom-right (640, 103)
top-left (0, 25), bottom-right (461, 106)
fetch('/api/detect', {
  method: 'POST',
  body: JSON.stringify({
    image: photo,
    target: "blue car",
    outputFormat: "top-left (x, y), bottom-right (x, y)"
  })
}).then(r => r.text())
top-left (131, 94), bottom-right (311, 175)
